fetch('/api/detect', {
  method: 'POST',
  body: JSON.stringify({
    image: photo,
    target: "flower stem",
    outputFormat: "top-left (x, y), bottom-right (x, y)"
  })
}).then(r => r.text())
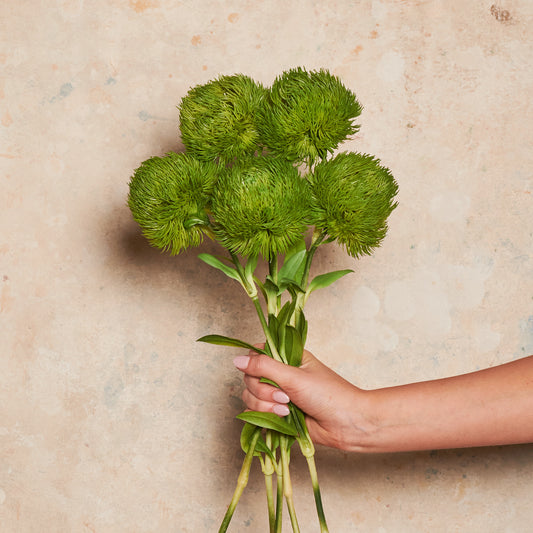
top-left (218, 428), bottom-right (260, 533)
top-left (264, 431), bottom-right (276, 533)
top-left (274, 460), bottom-right (283, 533)
top-left (280, 435), bottom-right (300, 533)
top-left (306, 455), bottom-right (329, 533)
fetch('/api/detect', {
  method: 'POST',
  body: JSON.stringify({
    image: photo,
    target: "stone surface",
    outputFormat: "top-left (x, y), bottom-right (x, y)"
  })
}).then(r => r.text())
top-left (1, 1), bottom-right (532, 531)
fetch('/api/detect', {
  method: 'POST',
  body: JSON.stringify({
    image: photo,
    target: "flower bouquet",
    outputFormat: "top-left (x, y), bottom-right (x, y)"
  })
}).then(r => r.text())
top-left (128, 67), bottom-right (398, 532)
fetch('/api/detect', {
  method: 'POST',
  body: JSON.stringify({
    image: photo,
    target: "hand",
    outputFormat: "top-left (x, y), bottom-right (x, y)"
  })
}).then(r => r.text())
top-left (233, 347), bottom-right (373, 451)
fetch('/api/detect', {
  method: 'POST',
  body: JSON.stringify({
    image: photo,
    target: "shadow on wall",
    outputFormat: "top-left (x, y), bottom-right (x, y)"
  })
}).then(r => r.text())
top-left (107, 200), bottom-right (264, 334)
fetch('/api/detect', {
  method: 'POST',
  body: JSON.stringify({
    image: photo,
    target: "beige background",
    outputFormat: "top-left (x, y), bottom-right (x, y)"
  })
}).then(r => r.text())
top-left (1, 1), bottom-right (533, 531)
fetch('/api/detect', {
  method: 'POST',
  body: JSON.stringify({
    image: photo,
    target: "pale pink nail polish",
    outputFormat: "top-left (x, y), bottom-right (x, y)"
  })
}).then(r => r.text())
top-left (233, 355), bottom-right (250, 370)
top-left (273, 404), bottom-right (290, 417)
top-left (272, 390), bottom-right (290, 404)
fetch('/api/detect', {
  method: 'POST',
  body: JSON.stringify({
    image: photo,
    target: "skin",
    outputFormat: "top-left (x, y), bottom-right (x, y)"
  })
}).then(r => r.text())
top-left (233, 348), bottom-right (533, 453)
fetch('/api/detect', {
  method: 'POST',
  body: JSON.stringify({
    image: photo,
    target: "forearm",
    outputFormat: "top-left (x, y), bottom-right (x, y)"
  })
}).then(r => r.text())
top-left (351, 355), bottom-right (533, 453)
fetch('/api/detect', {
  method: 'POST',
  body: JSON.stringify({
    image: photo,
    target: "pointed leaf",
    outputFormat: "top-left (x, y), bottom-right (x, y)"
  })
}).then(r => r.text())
top-left (240, 423), bottom-right (261, 456)
top-left (267, 314), bottom-right (280, 347)
top-left (278, 249), bottom-right (306, 283)
top-left (197, 335), bottom-right (268, 354)
top-left (237, 411), bottom-right (298, 436)
top-left (198, 253), bottom-right (242, 283)
top-left (307, 269), bottom-right (353, 295)
top-left (284, 325), bottom-right (303, 367)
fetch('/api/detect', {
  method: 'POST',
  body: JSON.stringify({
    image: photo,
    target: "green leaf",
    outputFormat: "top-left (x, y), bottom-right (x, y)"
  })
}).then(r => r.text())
top-left (278, 248), bottom-right (306, 284)
top-left (278, 279), bottom-right (305, 296)
top-left (277, 300), bottom-right (296, 329)
top-left (240, 423), bottom-right (261, 456)
top-left (295, 310), bottom-right (308, 346)
top-left (237, 411), bottom-right (298, 436)
top-left (307, 269), bottom-right (353, 295)
top-left (284, 325), bottom-right (303, 367)
top-left (286, 281), bottom-right (305, 300)
top-left (198, 253), bottom-right (242, 283)
top-left (264, 276), bottom-right (280, 295)
top-left (259, 377), bottom-right (279, 387)
top-left (267, 314), bottom-right (280, 347)
top-left (197, 335), bottom-right (268, 354)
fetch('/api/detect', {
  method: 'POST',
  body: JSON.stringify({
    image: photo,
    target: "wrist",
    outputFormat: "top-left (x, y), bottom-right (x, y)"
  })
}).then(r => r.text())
top-left (336, 388), bottom-right (384, 453)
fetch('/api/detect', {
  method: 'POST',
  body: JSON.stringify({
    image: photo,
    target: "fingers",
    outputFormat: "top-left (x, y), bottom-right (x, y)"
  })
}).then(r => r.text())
top-left (234, 352), bottom-right (296, 416)
top-left (233, 352), bottom-right (302, 392)
top-left (243, 374), bottom-right (290, 404)
top-left (242, 386), bottom-right (290, 417)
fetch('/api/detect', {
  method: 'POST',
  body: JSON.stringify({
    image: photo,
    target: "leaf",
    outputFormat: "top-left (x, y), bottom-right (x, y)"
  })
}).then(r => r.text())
top-left (278, 248), bottom-right (306, 284)
top-left (296, 311), bottom-right (308, 346)
top-left (277, 300), bottom-right (295, 327)
top-left (284, 325), bottom-right (303, 367)
top-left (237, 411), bottom-right (298, 436)
top-left (259, 377), bottom-right (279, 387)
top-left (240, 423), bottom-right (261, 456)
top-left (198, 253), bottom-right (242, 283)
top-left (307, 269), bottom-right (353, 295)
top-left (197, 335), bottom-right (268, 354)
top-left (267, 314), bottom-right (280, 347)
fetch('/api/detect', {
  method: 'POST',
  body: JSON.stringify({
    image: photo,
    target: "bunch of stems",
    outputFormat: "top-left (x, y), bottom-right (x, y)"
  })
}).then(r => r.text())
top-left (201, 231), bottom-right (335, 532)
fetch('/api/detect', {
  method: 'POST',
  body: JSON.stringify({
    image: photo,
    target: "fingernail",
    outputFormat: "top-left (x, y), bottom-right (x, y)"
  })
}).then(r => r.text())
top-left (233, 355), bottom-right (250, 370)
top-left (272, 390), bottom-right (290, 404)
top-left (273, 404), bottom-right (290, 417)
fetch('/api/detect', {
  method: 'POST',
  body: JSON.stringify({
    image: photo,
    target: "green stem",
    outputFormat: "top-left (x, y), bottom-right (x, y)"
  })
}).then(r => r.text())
top-left (218, 428), bottom-right (261, 533)
top-left (300, 230), bottom-right (327, 288)
top-left (280, 435), bottom-right (300, 533)
top-left (268, 255), bottom-right (281, 314)
top-left (274, 460), bottom-right (283, 533)
top-left (264, 431), bottom-right (276, 533)
top-left (230, 252), bottom-right (285, 363)
top-left (306, 455), bottom-right (329, 533)
top-left (251, 296), bottom-right (285, 363)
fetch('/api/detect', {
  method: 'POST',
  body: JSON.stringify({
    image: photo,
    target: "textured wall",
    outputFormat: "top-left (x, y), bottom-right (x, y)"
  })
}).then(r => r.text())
top-left (1, 1), bottom-right (533, 531)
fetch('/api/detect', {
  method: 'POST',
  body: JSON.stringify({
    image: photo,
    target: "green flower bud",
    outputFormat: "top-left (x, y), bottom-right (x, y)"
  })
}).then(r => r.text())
top-left (212, 156), bottom-right (311, 259)
top-left (128, 152), bottom-right (219, 254)
top-left (179, 74), bottom-right (267, 164)
top-left (258, 67), bottom-right (362, 165)
top-left (309, 152), bottom-right (398, 258)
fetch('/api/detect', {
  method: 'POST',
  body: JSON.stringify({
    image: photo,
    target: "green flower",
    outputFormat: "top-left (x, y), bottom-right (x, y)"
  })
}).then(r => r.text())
top-left (128, 152), bottom-right (219, 254)
top-left (257, 67), bottom-right (362, 165)
top-left (212, 156), bottom-right (310, 259)
top-left (179, 74), bottom-right (267, 164)
top-left (309, 152), bottom-right (398, 258)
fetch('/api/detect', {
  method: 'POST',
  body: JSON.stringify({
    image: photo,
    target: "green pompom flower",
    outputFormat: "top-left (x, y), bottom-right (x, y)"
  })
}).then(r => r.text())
top-left (309, 152), bottom-right (398, 258)
top-left (212, 156), bottom-right (310, 259)
top-left (258, 67), bottom-right (362, 165)
top-left (179, 74), bottom-right (267, 164)
top-left (128, 152), bottom-right (219, 255)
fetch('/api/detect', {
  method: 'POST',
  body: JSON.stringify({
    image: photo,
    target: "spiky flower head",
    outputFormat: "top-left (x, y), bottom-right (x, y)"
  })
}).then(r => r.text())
top-left (257, 67), bottom-right (362, 165)
top-left (309, 152), bottom-right (398, 258)
top-left (212, 156), bottom-right (311, 259)
top-left (128, 152), bottom-right (219, 255)
top-left (179, 74), bottom-right (267, 164)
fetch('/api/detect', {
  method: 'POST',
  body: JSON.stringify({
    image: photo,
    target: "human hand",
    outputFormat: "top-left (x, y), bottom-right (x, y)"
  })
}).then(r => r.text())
top-left (233, 347), bottom-right (373, 452)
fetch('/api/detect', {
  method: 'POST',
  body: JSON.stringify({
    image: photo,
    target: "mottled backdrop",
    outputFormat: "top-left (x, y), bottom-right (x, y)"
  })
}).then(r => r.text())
top-left (1, 1), bottom-right (532, 532)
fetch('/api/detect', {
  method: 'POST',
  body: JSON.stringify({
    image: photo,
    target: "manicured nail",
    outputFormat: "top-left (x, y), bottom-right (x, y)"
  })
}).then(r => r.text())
top-left (273, 404), bottom-right (290, 417)
top-left (233, 355), bottom-right (250, 370)
top-left (272, 390), bottom-right (290, 404)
